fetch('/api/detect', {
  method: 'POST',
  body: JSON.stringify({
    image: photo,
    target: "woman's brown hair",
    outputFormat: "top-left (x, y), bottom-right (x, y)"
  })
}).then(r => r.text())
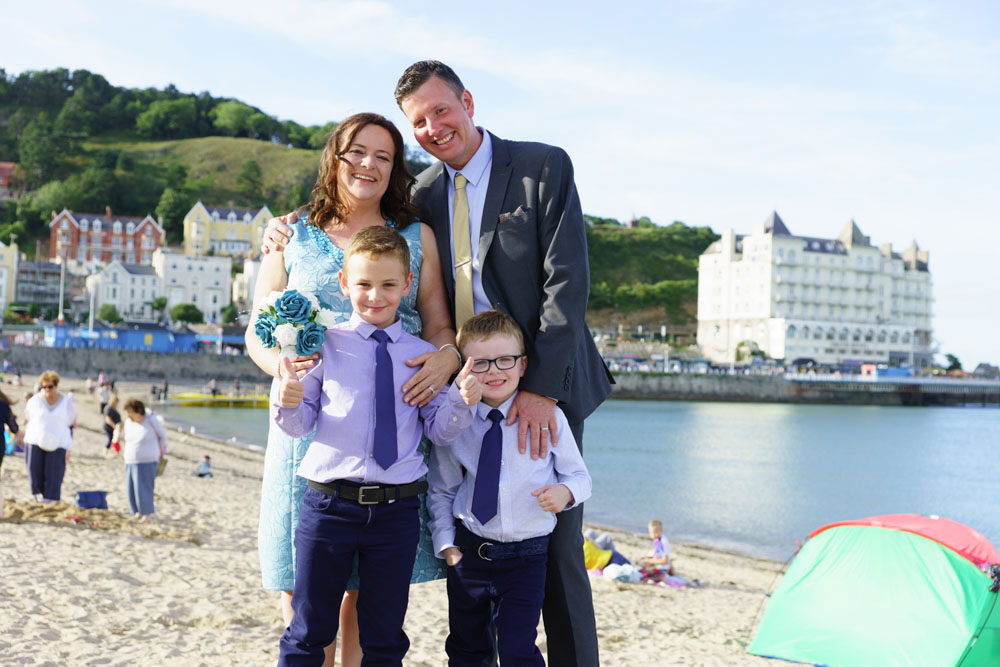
top-left (305, 113), bottom-right (417, 231)
top-left (123, 398), bottom-right (146, 416)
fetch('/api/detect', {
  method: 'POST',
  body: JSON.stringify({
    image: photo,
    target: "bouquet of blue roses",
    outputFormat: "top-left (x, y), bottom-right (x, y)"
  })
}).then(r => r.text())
top-left (254, 289), bottom-right (337, 360)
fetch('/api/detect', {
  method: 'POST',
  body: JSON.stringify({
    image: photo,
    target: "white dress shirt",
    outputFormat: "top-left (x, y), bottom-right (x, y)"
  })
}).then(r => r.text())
top-left (426, 385), bottom-right (592, 558)
top-left (444, 128), bottom-right (493, 316)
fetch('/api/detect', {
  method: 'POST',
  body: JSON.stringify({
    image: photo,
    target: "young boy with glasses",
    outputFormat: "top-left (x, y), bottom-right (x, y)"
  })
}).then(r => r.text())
top-left (426, 310), bottom-right (592, 665)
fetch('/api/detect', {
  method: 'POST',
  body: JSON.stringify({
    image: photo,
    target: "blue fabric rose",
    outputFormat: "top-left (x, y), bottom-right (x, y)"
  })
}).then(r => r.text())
top-left (295, 321), bottom-right (325, 357)
top-left (275, 289), bottom-right (313, 324)
top-left (254, 312), bottom-right (278, 348)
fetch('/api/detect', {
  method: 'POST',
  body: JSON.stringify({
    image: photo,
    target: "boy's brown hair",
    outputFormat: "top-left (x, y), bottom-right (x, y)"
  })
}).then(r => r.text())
top-left (343, 226), bottom-right (410, 276)
top-left (649, 519), bottom-right (663, 531)
top-left (456, 310), bottom-right (525, 355)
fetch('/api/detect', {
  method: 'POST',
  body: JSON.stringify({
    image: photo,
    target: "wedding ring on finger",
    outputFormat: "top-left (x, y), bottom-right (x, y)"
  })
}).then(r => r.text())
top-left (540, 426), bottom-right (549, 431)
top-left (427, 386), bottom-right (435, 394)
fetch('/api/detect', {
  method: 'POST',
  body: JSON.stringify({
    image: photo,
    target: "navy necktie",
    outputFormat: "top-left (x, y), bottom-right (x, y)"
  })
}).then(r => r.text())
top-left (371, 329), bottom-right (397, 470)
top-left (472, 408), bottom-right (504, 524)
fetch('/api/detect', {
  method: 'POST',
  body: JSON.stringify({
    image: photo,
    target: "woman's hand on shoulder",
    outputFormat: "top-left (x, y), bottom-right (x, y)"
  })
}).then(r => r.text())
top-left (261, 212), bottom-right (299, 254)
top-left (403, 347), bottom-right (460, 407)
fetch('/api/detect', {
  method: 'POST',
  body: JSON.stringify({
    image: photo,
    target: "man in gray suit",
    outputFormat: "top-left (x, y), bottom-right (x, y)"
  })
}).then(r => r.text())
top-left (396, 60), bottom-right (612, 667)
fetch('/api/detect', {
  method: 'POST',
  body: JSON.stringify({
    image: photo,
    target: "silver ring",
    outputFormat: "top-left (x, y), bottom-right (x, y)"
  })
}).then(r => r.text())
top-left (427, 386), bottom-right (435, 393)
top-left (540, 427), bottom-right (549, 431)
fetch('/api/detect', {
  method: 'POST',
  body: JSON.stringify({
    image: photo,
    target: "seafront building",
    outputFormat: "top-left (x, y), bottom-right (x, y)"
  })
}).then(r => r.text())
top-left (231, 257), bottom-right (260, 312)
top-left (152, 249), bottom-right (232, 322)
top-left (48, 207), bottom-right (165, 268)
top-left (696, 212), bottom-right (934, 367)
top-left (182, 202), bottom-right (273, 256)
top-left (84, 262), bottom-right (161, 322)
top-left (0, 238), bottom-right (18, 317)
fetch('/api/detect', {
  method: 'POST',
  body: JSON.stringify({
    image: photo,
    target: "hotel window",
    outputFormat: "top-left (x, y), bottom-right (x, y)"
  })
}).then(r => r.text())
top-left (113, 221), bottom-right (122, 234)
top-left (80, 220), bottom-right (89, 232)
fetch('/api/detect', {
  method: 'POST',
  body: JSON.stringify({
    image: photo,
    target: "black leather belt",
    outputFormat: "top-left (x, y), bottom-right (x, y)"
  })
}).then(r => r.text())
top-left (307, 479), bottom-right (428, 505)
top-left (454, 521), bottom-right (550, 561)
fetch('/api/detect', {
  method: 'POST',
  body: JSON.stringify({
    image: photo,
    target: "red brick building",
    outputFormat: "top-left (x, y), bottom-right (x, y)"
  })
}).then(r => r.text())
top-left (49, 207), bottom-right (165, 266)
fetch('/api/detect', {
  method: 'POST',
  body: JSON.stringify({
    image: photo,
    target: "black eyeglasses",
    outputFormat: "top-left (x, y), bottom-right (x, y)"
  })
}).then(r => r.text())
top-left (470, 355), bottom-right (524, 373)
top-left (41, 385), bottom-right (56, 389)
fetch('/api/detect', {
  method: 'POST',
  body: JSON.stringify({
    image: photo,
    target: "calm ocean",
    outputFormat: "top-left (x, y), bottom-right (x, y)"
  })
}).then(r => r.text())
top-left (155, 399), bottom-right (1000, 562)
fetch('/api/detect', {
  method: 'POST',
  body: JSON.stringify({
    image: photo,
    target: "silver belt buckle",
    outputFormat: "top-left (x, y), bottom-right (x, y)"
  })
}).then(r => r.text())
top-left (357, 485), bottom-right (380, 505)
top-left (477, 542), bottom-right (494, 561)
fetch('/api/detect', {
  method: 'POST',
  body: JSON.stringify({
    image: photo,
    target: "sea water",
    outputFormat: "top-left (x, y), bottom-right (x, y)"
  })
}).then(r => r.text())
top-left (155, 399), bottom-right (1000, 562)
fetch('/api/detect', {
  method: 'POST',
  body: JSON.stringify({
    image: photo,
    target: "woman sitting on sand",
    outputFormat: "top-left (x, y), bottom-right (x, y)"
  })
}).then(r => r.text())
top-left (246, 112), bottom-right (458, 666)
top-left (23, 371), bottom-right (76, 503)
top-left (120, 398), bottom-right (167, 523)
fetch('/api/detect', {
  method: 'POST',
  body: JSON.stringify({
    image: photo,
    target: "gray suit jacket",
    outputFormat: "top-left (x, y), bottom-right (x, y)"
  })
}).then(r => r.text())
top-left (412, 131), bottom-right (612, 426)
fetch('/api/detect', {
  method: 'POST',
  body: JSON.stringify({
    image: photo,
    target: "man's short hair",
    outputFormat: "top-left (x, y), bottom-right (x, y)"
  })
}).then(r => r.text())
top-left (343, 226), bottom-right (411, 276)
top-left (456, 310), bottom-right (525, 355)
top-left (394, 60), bottom-right (465, 105)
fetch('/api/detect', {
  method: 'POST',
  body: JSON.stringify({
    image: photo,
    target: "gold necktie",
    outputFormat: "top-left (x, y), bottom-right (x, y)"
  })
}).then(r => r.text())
top-left (452, 173), bottom-right (474, 328)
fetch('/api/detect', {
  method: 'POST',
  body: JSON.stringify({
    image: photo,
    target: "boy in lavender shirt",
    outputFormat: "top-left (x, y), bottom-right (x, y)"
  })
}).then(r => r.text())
top-left (273, 226), bottom-right (445, 666)
top-left (426, 311), bottom-right (592, 665)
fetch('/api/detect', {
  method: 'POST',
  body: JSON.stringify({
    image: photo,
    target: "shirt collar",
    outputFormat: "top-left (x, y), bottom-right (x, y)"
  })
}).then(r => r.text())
top-left (445, 128), bottom-right (492, 188)
top-left (475, 389), bottom-right (518, 422)
top-left (349, 311), bottom-right (404, 342)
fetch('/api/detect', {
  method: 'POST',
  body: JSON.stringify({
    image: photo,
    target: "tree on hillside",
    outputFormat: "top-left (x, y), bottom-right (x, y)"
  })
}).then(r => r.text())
top-left (307, 122), bottom-right (339, 149)
top-left (945, 354), bottom-right (962, 371)
top-left (211, 101), bottom-right (256, 137)
top-left (136, 98), bottom-right (198, 139)
top-left (97, 304), bottom-right (122, 324)
top-left (18, 113), bottom-right (65, 187)
top-left (237, 160), bottom-right (263, 201)
top-left (170, 303), bottom-right (204, 324)
top-left (156, 187), bottom-right (192, 244)
top-left (248, 112), bottom-right (274, 140)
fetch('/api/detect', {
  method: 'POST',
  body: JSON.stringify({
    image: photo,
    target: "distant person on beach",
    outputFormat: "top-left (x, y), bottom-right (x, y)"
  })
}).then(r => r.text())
top-left (98, 382), bottom-right (110, 415)
top-left (103, 395), bottom-right (121, 454)
top-left (193, 455), bottom-right (213, 478)
top-left (0, 387), bottom-right (24, 518)
top-left (208, 378), bottom-right (219, 397)
top-left (232, 378), bottom-right (240, 396)
top-left (120, 398), bottom-right (167, 523)
top-left (161, 379), bottom-right (168, 400)
top-left (582, 529), bottom-right (630, 570)
top-left (86, 377), bottom-right (95, 395)
top-left (641, 519), bottom-right (675, 576)
top-left (249, 112), bottom-right (458, 666)
top-left (427, 310), bottom-right (592, 666)
top-left (23, 371), bottom-right (76, 502)
top-left (271, 226), bottom-right (451, 665)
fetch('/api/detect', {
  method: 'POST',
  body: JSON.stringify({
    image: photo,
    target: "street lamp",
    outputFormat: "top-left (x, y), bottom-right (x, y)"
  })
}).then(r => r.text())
top-left (57, 242), bottom-right (66, 326)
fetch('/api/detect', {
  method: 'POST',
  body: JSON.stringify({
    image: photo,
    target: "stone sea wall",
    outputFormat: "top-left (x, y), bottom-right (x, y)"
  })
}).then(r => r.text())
top-left (1, 345), bottom-right (268, 385)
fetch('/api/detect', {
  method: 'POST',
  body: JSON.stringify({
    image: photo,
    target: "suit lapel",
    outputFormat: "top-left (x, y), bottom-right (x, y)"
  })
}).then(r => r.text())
top-left (479, 132), bottom-right (511, 263)
top-left (425, 168), bottom-right (454, 296)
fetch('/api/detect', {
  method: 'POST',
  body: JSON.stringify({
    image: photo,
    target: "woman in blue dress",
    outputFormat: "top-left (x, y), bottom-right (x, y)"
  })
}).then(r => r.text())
top-left (246, 112), bottom-right (459, 666)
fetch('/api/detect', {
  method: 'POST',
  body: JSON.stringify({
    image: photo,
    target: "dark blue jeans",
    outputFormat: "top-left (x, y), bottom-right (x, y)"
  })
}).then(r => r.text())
top-left (279, 487), bottom-right (420, 666)
top-left (446, 548), bottom-right (548, 666)
top-left (26, 445), bottom-right (66, 501)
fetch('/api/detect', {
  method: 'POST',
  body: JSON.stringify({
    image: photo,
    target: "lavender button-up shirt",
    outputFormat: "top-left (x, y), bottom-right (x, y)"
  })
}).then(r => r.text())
top-left (274, 313), bottom-right (446, 485)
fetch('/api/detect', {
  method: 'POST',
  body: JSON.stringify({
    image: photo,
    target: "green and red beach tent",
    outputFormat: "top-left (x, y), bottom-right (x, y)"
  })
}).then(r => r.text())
top-left (749, 513), bottom-right (1000, 666)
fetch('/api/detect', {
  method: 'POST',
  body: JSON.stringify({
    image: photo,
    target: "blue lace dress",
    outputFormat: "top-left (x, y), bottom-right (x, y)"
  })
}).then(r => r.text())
top-left (258, 217), bottom-right (446, 590)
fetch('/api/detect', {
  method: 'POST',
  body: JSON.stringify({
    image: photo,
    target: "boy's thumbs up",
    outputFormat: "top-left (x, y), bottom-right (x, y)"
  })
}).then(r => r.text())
top-left (278, 356), bottom-right (305, 408)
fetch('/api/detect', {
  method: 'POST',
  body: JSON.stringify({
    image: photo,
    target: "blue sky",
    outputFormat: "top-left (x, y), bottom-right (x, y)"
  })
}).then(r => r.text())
top-left (4, 0), bottom-right (998, 366)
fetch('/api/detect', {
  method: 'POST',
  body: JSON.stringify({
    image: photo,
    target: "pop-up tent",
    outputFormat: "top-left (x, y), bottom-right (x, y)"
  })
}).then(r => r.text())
top-left (749, 514), bottom-right (1000, 666)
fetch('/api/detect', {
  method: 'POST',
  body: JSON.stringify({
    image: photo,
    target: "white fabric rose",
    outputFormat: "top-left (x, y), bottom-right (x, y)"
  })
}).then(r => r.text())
top-left (273, 323), bottom-right (299, 348)
top-left (314, 308), bottom-right (338, 329)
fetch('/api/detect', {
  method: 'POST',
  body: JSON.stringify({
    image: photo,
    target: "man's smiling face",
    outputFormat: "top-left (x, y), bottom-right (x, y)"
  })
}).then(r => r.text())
top-left (399, 75), bottom-right (482, 171)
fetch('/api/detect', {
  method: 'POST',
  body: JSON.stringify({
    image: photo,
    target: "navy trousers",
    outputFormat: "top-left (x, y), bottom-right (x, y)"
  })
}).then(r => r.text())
top-left (447, 547), bottom-right (548, 666)
top-left (26, 445), bottom-right (66, 501)
top-left (278, 486), bottom-right (420, 666)
top-left (542, 419), bottom-right (599, 667)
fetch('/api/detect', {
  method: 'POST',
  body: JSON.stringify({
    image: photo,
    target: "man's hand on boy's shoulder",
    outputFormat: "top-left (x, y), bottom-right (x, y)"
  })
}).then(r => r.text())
top-left (456, 356), bottom-right (482, 406)
top-left (277, 356), bottom-right (305, 408)
top-left (532, 483), bottom-right (574, 514)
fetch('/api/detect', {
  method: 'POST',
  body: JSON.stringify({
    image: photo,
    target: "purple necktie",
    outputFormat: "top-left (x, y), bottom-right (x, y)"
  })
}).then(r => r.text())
top-left (371, 329), bottom-right (397, 470)
top-left (472, 408), bottom-right (504, 524)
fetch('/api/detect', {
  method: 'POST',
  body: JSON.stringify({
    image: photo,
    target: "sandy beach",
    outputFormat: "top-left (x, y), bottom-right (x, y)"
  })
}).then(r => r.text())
top-left (0, 377), bottom-right (782, 666)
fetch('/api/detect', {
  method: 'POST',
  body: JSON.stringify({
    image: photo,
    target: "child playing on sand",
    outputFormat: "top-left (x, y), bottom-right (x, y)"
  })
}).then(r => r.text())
top-left (193, 455), bottom-right (213, 478)
top-left (273, 226), bottom-right (446, 665)
top-left (427, 310), bottom-right (592, 665)
top-left (642, 519), bottom-right (676, 576)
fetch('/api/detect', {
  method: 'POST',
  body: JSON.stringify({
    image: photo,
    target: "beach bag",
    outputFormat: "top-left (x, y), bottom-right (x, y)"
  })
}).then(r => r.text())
top-left (75, 491), bottom-right (108, 510)
top-left (156, 457), bottom-right (168, 477)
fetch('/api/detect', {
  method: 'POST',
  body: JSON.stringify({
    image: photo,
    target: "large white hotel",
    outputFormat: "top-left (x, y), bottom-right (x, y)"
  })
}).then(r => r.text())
top-left (696, 212), bottom-right (933, 367)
